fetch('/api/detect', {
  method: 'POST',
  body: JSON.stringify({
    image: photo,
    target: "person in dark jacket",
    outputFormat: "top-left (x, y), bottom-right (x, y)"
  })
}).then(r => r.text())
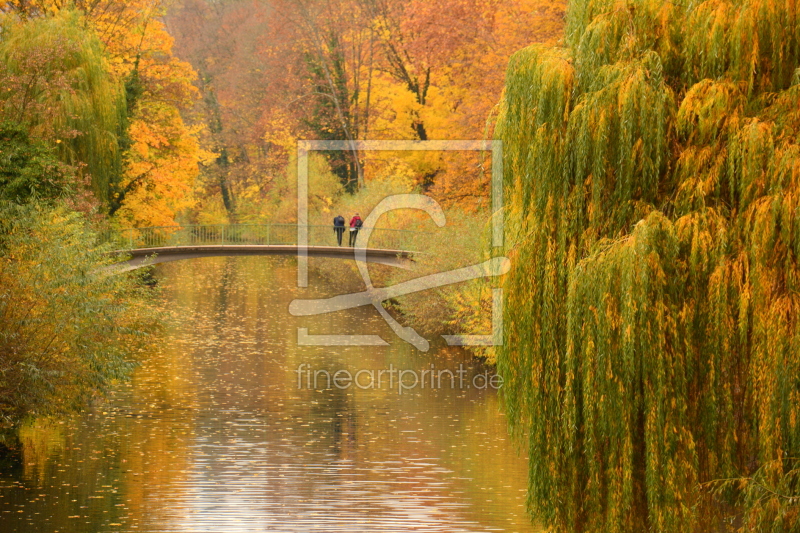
top-left (349, 213), bottom-right (363, 246)
top-left (333, 215), bottom-right (345, 246)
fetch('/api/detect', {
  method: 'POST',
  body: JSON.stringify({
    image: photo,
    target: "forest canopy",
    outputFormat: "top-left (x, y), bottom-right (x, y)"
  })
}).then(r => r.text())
top-left (164, 0), bottom-right (564, 223)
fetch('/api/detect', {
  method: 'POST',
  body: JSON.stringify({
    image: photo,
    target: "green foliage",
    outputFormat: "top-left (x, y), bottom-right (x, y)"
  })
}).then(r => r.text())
top-left (0, 122), bottom-right (73, 202)
top-left (706, 458), bottom-right (800, 532)
top-left (497, 0), bottom-right (800, 531)
top-left (260, 153), bottom-right (343, 225)
top-left (384, 208), bottom-right (491, 338)
top-left (0, 202), bottom-right (159, 427)
top-left (0, 10), bottom-right (127, 204)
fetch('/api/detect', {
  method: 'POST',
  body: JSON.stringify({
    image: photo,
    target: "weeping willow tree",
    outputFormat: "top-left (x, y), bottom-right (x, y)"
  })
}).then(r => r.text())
top-left (496, 0), bottom-right (800, 531)
top-left (0, 10), bottom-right (126, 204)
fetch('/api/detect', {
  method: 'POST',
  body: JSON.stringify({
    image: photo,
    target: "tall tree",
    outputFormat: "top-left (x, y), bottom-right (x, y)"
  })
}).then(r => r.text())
top-left (270, 0), bottom-right (376, 189)
top-left (2, 0), bottom-right (204, 225)
top-left (103, 7), bottom-right (205, 227)
top-left (497, 0), bottom-right (800, 531)
top-left (389, 0), bottom-right (563, 194)
top-left (0, 10), bottom-right (127, 204)
top-left (166, 0), bottom-right (277, 221)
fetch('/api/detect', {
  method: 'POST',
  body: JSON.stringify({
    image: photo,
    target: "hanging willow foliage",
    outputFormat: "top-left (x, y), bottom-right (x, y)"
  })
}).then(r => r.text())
top-left (0, 10), bottom-right (126, 203)
top-left (496, 0), bottom-right (800, 531)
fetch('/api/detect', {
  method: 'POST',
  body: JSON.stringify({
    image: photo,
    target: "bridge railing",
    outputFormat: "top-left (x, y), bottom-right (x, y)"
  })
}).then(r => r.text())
top-left (100, 224), bottom-right (431, 253)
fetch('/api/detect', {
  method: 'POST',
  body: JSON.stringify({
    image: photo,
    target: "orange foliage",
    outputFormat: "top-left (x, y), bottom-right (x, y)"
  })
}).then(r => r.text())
top-left (1, 0), bottom-right (205, 227)
top-left (91, 2), bottom-right (204, 227)
top-left (101, 10), bottom-right (206, 227)
top-left (256, 0), bottom-right (565, 206)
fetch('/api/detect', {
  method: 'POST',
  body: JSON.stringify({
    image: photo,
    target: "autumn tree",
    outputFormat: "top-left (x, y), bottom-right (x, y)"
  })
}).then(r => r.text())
top-left (0, 10), bottom-right (126, 205)
top-left (103, 6), bottom-right (205, 227)
top-left (268, 0), bottom-right (378, 190)
top-left (75, 0), bottom-right (206, 228)
top-left (0, 201), bottom-right (158, 427)
top-left (388, 0), bottom-right (564, 197)
top-left (166, 0), bottom-right (281, 222)
top-left (1, 1), bottom-right (205, 226)
top-left (298, 0), bottom-right (563, 194)
top-left (497, 0), bottom-right (800, 531)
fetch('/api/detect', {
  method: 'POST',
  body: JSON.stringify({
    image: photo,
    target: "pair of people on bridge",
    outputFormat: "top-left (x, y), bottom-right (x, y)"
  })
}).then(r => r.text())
top-left (333, 214), bottom-right (362, 246)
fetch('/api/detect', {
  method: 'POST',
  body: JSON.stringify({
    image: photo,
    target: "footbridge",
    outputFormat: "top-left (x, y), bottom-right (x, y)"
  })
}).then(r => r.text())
top-left (101, 224), bottom-right (425, 271)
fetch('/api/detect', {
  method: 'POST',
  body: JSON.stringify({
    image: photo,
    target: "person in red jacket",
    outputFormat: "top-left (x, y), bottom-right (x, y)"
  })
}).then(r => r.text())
top-left (349, 213), bottom-right (363, 246)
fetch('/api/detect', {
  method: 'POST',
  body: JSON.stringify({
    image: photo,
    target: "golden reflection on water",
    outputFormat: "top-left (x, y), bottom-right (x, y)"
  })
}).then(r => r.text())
top-left (0, 257), bottom-right (538, 532)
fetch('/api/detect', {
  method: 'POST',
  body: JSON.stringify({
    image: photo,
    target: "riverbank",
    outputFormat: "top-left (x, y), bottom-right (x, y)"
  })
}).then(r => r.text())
top-left (0, 203), bottom-right (161, 430)
top-left (307, 221), bottom-right (497, 362)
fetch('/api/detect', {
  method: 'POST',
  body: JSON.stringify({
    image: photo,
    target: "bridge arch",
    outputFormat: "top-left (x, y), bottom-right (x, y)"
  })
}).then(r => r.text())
top-left (101, 224), bottom-right (423, 272)
top-left (109, 244), bottom-right (416, 272)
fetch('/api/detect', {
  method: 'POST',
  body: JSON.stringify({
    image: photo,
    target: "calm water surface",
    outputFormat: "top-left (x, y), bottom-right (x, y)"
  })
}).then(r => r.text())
top-left (0, 257), bottom-right (537, 532)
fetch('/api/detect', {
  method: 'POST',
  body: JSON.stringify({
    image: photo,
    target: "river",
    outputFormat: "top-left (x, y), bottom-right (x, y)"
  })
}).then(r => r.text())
top-left (0, 257), bottom-right (537, 532)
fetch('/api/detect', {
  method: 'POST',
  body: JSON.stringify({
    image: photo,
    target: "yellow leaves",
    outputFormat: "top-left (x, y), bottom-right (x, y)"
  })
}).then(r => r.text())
top-left (263, 108), bottom-right (301, 152)
top-left (62, 3), bottom-right (205, 226)
top-left (116, 104), bottom-right (201, 228)
top-left (366, 72), bottom-right (423, 141)
top-left (677, 79), bottom-right (741, 145)
top-left (1, 1), bottom-right (202, 215)
top-left (194, 197), bottom-right (230, 226)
